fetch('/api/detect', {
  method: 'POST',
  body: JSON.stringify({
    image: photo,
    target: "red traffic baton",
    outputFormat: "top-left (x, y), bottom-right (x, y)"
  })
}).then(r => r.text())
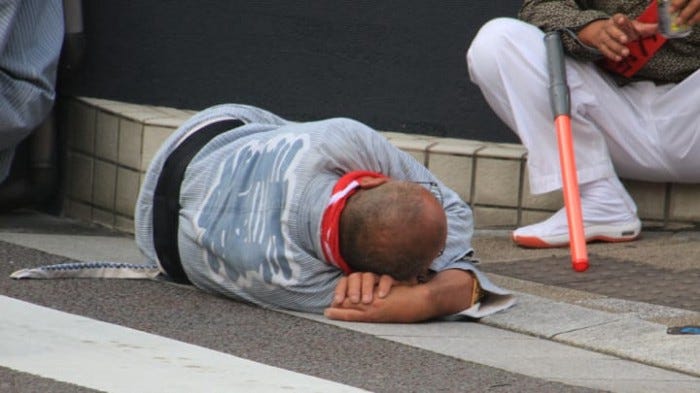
top-left (544, 32), bottom-right (589, 272)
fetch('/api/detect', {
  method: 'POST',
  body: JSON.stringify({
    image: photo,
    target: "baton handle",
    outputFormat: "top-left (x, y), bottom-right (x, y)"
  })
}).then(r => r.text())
top-left (544, 32), bottom-right (571, 117)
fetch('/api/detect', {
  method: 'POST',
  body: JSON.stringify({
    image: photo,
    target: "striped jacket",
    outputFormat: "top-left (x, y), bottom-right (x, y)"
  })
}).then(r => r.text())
top-left (135, 104), bottom-right (515, 317)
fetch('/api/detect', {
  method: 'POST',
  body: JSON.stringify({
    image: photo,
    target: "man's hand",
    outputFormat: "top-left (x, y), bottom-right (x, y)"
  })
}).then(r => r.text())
top-left (325, 269), bottom-right (476, 323)
top-left (331, 272), bottom-right (397, 307)
top-left (578, 14), bottom-right (658, 62)
top-left (671, 0), bottom-right (700, 26)
top-left (325, 283), bottom-right (432, 323)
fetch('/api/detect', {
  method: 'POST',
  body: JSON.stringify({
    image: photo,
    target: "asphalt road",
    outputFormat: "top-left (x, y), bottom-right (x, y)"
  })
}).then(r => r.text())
top-left (0, 237), bottom-right (600, 393)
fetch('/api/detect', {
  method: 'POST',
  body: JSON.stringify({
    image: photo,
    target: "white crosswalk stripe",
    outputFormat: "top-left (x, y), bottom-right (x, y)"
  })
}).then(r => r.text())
top-left (0, 296), bottom-right (368, 393)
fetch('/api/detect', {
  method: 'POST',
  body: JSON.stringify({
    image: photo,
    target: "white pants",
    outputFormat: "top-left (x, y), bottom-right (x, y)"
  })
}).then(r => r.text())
top-left (467, 18), bottom-right (700, 194)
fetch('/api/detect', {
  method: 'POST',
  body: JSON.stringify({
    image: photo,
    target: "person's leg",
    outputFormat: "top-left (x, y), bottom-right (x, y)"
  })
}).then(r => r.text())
top-left (467, 18), bottom-right (647, 247)
top-left (512, 67), bottom-right (700, 246)
top-left (0, 0), bottom-right (63, 184)
top-left (511, 71), bottom-right (700, 247)
top-left (467, 18), bottom-right (624, 192)
top-left (654, 68), bottom-right (700, 182)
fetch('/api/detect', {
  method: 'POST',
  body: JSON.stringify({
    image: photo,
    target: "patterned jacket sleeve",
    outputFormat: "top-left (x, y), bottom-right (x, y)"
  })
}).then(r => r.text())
top-left (0, 0), bottom-right (63, 181)
top-left (519, 0), bottom-right (608, 60)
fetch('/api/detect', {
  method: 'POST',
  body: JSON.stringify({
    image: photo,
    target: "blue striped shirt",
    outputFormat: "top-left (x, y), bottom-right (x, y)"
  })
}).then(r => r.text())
top-left (135, 104), bottom-right (515, 317)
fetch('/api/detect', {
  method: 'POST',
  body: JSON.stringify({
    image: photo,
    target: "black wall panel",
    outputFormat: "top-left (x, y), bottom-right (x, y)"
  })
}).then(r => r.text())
top-left (60, 1), bottom-right (522, 142)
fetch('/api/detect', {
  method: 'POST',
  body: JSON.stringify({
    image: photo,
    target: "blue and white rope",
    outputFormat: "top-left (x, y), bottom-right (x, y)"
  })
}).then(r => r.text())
top-left (10, 261), bottom-right (160, 280)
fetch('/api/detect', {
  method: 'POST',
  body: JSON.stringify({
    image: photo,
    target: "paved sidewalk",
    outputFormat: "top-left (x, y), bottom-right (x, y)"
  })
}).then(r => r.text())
top-left (474, 229), bottom-right (700, 377)
top-left (1, 210), bottom-right (698, 392)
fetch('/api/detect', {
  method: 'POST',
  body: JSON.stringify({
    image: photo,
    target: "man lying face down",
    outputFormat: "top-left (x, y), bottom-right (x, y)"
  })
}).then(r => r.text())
top-left (340, 176), bottom-right (448, 282)
top-left (13, 104), bottom-right (515, 322)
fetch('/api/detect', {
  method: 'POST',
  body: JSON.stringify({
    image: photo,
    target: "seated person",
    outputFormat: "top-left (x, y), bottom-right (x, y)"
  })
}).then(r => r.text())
top-left (467, 0), bottom-right (699, 248)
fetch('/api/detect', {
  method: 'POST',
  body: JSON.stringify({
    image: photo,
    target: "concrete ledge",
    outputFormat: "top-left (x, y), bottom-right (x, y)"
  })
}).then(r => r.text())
top-left (59, 96), bottom-right (700, 233)
top-left (287, 298), bottom-right (700, 390)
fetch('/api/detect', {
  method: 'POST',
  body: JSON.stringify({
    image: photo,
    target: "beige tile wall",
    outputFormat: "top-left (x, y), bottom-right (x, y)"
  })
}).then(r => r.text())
top-left (59, 96), bottom-right (699, 234)
top-left (61, 97), bottom-right (195, 232)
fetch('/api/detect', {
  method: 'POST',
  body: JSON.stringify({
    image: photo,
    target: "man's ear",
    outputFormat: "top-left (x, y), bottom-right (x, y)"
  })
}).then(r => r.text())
top-left (358, 176), bottom-right (390, 189)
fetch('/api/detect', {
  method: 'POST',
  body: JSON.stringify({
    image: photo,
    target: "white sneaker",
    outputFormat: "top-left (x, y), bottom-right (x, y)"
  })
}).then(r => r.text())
top-left (512, 177), bottom-right (642, 248)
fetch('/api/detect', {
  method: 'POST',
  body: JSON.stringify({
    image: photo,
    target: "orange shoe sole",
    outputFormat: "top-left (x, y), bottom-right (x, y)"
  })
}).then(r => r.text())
top-left (512, 233), bottom-right (641, 249)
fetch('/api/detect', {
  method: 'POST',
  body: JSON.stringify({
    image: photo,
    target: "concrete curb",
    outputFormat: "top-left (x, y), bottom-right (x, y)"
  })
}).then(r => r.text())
top-left (286, 310), bottom-right (700, 393)
top-left (481, 290), bottom-right (700, 377)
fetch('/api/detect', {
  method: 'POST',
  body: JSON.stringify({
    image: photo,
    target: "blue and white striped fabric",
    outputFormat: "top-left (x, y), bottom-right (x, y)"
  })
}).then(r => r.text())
top-left (0, 0), bottom-right (63, 182)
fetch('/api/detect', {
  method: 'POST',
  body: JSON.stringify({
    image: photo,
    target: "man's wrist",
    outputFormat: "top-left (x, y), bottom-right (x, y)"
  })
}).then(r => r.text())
top-left (577, 19), bottom-right (605, 47)
top-left (424, 269), bottom-right (475, 317)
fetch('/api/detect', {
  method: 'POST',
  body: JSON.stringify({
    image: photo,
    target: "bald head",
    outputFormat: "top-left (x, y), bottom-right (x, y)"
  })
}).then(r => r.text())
top-left (339, 180), bottom-right (447, 281)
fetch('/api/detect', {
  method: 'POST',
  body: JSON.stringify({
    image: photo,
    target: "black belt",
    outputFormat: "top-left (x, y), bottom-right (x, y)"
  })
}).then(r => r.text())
top-left (152, 118), bottom-right (244, 284)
